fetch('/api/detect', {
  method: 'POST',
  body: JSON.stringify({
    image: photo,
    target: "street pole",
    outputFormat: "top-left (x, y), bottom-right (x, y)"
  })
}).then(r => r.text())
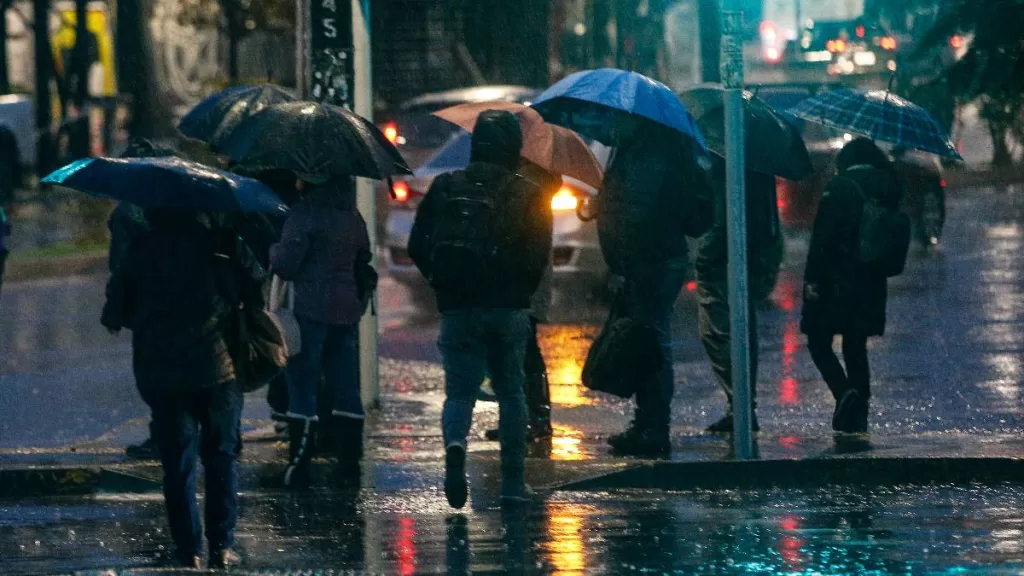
top-left (33, 0), bottom-right (53, 173)
top-left (298, 0), bottom-right (380, 409)
top-left (0, 1), bottom-right (10, 94)
top-left (720, 7), bottom-right (753, 459)
top-left (352, 0), bottom-right (379, 410)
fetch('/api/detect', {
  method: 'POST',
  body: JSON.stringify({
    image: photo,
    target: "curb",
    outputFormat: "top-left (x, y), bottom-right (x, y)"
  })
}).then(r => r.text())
top-left (5, 252), bottom-right (107, 282)
top-left (556, 455), bottom-right (1024, 492)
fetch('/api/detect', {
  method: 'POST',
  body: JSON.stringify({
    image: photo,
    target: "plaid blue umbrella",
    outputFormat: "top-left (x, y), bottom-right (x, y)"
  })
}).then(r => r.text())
top-left (788, 89), bottom-right (961, 160)
top-left (42, 157), bottom-right (288, 214)
top-left (532, 68), bottom-right (707, 151)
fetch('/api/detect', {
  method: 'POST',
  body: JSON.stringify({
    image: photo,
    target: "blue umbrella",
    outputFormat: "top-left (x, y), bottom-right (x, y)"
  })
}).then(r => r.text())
top-left (178, 84), bottom-right (297, 150)
top-left (531, 68), bottom-right (707, 151)
top-left (42, 157), bottom-right (288, 214)
top-left (788, 89), bottom-right (962, 160)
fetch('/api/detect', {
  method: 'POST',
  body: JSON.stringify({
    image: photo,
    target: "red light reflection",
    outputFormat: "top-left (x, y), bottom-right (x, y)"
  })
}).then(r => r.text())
top-left (396, 516), bottom-right (417, 575)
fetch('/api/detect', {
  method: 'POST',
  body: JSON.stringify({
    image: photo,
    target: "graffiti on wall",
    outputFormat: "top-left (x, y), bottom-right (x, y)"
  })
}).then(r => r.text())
top-left (148, 0), bottom-right (227, 118)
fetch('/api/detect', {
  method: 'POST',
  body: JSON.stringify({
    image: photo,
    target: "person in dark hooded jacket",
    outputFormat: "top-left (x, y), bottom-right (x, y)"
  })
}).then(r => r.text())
top-left (802, 137), bottom-right (903, 434)
top-left (102, 207), bottom-right (264, 569)
top-left (408, 109), bottom-right (552, 508)
top-left (601, 116), bottom-right (714, 456)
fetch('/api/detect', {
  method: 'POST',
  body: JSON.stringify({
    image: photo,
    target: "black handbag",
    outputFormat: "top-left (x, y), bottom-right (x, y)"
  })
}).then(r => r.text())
top-left (582, 285), bottom-right (664, 399)
top-left (227, 303), bottom-right (288, 393)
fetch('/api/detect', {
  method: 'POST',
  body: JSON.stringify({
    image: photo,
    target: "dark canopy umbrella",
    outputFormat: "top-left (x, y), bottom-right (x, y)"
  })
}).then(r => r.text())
top-left (41, 157), bottom-right (288, 214)
top-left (678, 84), bottom-right (813, 181)
top-left (788, 88), bottom-right (962, 160)
top-left (177, 84), bottom-right (297, 150)
top-left (220, 101), bottom-right (412, 182)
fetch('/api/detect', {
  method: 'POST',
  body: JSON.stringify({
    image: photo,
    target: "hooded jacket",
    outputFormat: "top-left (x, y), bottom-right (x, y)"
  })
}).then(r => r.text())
top-left (270, 178), bottom-right (371, 326)
top-left (802, 139), bottom-right (903, 337)
top-left (408, 110), bottom-right (552, 312)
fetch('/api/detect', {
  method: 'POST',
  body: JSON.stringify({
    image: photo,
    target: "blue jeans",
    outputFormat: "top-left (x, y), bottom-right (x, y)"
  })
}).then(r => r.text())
top-left (144, 381), bottom-right (243, 557)
top-left (624, 259), bottom-right (689, 432)
top-left (439, 309), bottom-right (530, 474)
top-left (287, 317), bottom-right (362, 419)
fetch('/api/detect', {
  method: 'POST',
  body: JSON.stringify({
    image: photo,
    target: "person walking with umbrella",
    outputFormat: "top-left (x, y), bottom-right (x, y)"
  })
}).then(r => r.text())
top-left (532, 68), bottom-right (713, 456)
top-left (802, 138), bottom-right (908, 434)
top-left (46, 156), bottom-right (286, 569)
top-left (269, 175), bottom-right (373, 489)
top-left (677, 86), bottom-right (812, 433)
top-left (408, 110), bottom-right (552, 507)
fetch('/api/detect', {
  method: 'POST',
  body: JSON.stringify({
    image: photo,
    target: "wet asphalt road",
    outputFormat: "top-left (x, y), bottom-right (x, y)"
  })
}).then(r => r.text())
top-left (4, 184), bottom-right (1024, 573)
top-left (4, 184), bottom-right (1024, 449)
top-left (3, 484), bottom-right (1024, 574)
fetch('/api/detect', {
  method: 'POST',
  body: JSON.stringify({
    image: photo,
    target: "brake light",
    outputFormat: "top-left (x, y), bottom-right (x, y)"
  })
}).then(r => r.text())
top-left (384, 122), bottom-right (399, 145)
top-left (551, 187), bottom-right (578, 211)
top-left (392, 180), bottom-right (410, 202)
top-left (765, 47), bottom-right (781, 63)
top-left (855, 25), bottom-right (865, 38)
top-left (826, 39), bottom-right (847, 53)
top-left (950, 35), bottom-right (964, 49)
top-left (879, 36), bottom-right (897, 51)
top-left (760, 21), bottom-right (778, 43)
top-left (940, 179), bottom-right (947, 188)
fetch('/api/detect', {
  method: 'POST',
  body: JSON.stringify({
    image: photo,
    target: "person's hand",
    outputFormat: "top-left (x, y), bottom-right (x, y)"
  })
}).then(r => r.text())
top-left (804, 283), bottom-right (820, 302)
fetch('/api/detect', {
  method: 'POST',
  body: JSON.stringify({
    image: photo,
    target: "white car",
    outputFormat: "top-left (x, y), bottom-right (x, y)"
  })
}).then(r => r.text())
top-left (383, 132), bottom-right (610, 290)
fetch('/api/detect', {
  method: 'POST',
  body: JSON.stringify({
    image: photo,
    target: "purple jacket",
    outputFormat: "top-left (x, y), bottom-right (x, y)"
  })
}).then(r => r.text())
top-left (269, 185), bottom-right (370, 326)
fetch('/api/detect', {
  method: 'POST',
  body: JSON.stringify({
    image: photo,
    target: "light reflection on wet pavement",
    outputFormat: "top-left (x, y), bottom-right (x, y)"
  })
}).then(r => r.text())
top-left (3, 485), bottom-right (1024, 573)
top-left (5, 186), bottom-right (1024, 572)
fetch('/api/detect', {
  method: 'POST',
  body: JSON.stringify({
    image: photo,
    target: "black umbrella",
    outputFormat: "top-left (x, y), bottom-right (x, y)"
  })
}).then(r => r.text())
top-left (177, 84), bottom-right (297, 150)
top-left (678, 85), bottom-right (813, 181)
top-left (220, 101), bottom-right (412, 181)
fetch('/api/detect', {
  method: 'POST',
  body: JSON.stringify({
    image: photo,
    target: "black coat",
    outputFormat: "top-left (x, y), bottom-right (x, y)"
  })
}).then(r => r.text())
top-left (801, 164), bottom-right (900, 337)
top-left (102, 212), bottom-right (265, 394)
top-left (598, 136), bottom-right (713, 275)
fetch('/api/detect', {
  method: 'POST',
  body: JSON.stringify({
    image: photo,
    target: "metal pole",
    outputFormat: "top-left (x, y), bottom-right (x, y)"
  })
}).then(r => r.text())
top-left (352, 0), bottom-right (379, 409)
top-left (720, 8), bottom-right (753, 459)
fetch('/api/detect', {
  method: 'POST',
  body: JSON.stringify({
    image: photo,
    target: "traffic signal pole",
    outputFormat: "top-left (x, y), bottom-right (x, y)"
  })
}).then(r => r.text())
top-left (297, 0), bottom-right (380, 409)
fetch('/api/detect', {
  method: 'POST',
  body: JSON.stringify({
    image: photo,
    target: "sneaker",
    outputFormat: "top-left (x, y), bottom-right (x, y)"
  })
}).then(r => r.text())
top-left (485, 421), bottom-right (553, 443)
top-left (501, 484), bottom-right (536, 504)
top-left (832, 390), bottom-right (863, 433)
top-left (125, 437), bottom-right (160, 460)
top-left (444, 444), bottom-right (468, 509)
top-left (705, 413), bottom-right (761, 433)
top-left (608, 426), bottom-right (671, 456)
top-left (607, 420), bottom-right (640, 447)
top-left (209, 548), bottom-right (241, 570)
top-left (174, 553), bottom-right (201, 569)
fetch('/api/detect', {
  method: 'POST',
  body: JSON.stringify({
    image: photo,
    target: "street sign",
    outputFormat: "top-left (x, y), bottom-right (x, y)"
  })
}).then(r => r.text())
top-left (310, 0), bottom-right (354, 107)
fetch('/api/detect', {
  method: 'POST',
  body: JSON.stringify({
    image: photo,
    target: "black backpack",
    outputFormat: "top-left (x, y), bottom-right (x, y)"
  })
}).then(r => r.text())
top-left (847, 170), bottom-right (911, 278)
top-left (429, 172), bottom-right (516, 291)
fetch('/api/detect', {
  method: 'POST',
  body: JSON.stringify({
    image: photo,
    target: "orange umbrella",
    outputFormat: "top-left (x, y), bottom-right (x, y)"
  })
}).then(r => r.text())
top-left (432, 101), bottom-right (603, 188)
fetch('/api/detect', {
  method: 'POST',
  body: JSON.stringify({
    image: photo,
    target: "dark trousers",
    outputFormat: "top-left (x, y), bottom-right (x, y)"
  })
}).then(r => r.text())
top-left (697, 278), bottom-right (759, 409)
top-left (144, 381), bottom-right (243, 558)
top-left (807, 333), bottom-right (870, 402)
top-left (0, 248), bottom-right (7, 300)
top-left (524, 319), bottom-right (551, 426)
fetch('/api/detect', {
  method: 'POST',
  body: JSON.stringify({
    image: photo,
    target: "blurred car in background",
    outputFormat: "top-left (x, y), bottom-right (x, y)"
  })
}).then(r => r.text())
top-left (759, 84), bottom-right (946, 246)
top-left (383, 131), bottom-right (610, 292)
top-left (378, 86), bottom-right (541, 170)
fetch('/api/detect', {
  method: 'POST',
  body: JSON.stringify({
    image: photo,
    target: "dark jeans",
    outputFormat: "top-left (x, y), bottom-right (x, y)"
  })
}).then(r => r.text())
top-left (524, 319), bottom-right (551, 426)
top-left (439, 308), bottom-right (530, 479)
top-left (286, 317), bottom-right (362, 419)
top-left (144, 381), bottom-right (243, 557)
top-left (807, 332), bottom-right (870, 402)
top-left (624, 259), bottom-right (689, 433)
top-left (0, 248), bottom-right (7, 300)
top-left (697, 278), bottom-right (759, 409)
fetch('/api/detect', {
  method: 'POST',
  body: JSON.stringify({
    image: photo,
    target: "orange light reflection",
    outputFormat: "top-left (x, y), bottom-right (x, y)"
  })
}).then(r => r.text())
top-left (545, 502), bottom-right (586, 574)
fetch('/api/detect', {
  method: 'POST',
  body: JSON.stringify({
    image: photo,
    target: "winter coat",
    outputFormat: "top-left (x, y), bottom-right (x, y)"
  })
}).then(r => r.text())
top-left (598, 135), bottom-right (713, 276)
top-left (269, 181), bottom-right (371, 326)
top-left (801, 164), bottom-right (901, 337)
top-left (695, 160), bottom-right (783, 301)
top-left (102, 210), bottom-right (266, 394)
top-left (107, 203), bottom-right (149, 273)
top-left (408, 110), bottom-right (553, 313)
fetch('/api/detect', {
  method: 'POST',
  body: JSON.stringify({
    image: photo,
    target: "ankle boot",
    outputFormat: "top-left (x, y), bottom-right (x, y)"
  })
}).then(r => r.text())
top-left (283, 416), bottom-right (317, 489)
top-left (329, 413), bottom-right (364, 484)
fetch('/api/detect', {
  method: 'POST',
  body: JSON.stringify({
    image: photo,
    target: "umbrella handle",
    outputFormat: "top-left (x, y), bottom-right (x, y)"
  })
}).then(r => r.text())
top-left (386, 177), bottom-right (396, 200)
top-left (576, 194), bottom-right (599, 222)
